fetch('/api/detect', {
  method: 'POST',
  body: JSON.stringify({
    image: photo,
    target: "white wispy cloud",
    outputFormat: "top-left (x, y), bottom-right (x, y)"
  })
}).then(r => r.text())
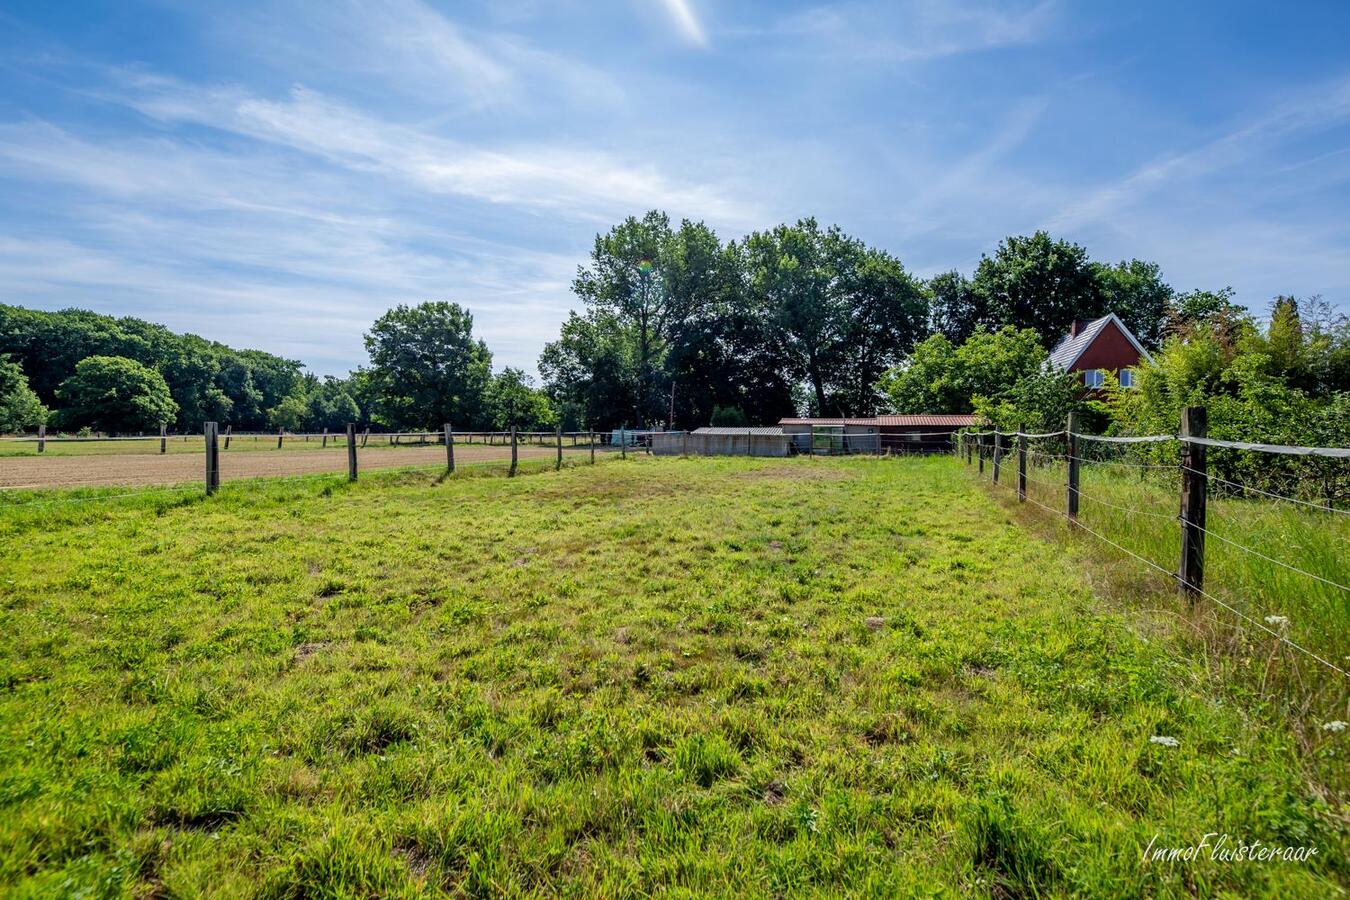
top-left (765, 0), bottom-right (1057, 62)
top-left (659, 0), bottom-right (709, 47)
top-left (0, 120), bottom-right (585, 374)
top-left (1049, 78), bottom-right (1350, 232)
top-left (116, 79), bottom-right (760, 227)
top-left (216, 0), bottom-right (625, 111)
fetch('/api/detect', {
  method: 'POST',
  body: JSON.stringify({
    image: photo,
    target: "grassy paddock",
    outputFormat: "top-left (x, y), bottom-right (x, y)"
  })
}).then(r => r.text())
top-left (978, 449), bottom-right (1349, 733)
top-left (1, 456), bottom-right (1346, 897)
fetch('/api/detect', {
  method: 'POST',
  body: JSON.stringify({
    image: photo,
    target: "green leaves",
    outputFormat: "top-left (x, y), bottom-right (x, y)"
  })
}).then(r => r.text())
top-left (0, 304), bottom-right (303, 431)
top-left (54, 355), bottom-right (178, 434)
top-left (0, 356), bottom-right (48, 432)
top-left (880, 326), bottom-right (1046, 415)
top-left (363, 301), bottom-right (493, 431)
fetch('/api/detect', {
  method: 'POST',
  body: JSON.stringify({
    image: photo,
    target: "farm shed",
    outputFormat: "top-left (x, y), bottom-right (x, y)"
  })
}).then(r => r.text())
top-left (878, 414), bottom-right (978, 453)
top-left (650, 428), bottom-right (790, 457)
top-left (778, 418), bottom-right (880, 454)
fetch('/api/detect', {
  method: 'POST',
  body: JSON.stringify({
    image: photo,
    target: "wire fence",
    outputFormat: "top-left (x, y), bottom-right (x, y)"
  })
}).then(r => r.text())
top-left (0, 426), bottom-right (619, 497)
top-left (956, 418), bottom-right (1349, 701)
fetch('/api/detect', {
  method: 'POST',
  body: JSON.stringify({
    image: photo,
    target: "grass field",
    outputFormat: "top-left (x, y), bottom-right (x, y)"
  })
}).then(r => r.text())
top-left (1, 456), bottom-right (1346, 897)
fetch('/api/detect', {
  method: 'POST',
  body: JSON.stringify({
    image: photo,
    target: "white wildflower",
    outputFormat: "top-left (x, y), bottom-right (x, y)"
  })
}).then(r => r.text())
top-left (1263, 615), bottom-right (1289, 631)
top-left (1149, 735), bottom-right (1180, 748)
top-left (1322, 721), bottom-right (1347, 733)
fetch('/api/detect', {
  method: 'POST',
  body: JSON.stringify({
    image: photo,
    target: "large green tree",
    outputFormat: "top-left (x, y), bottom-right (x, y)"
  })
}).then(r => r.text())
top-left (927, 269), bottom-right (986, 344)
top-left (484, 368), bottom-right (556, 430)
top-left (971, 232), bottom-right (1105, 348)
top-left (1096, 259), bottom-right (1173, 348)
top-left (0, 357), bottom-right (48, 432)
top-left (539, 310), bottom-right (641, 430)
top-left (572, 211), bottom-right (725, 425)
top-left (742, 218), bottom-right (927, 416)
top-left (364, 302), bottom-right (492, 430)
top-left (55, 355), bottom-right (178, 433)
top-left (879, 326), bottom-right (1046, 414)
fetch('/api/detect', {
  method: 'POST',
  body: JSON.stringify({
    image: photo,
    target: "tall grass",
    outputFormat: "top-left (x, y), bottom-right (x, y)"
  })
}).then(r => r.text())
top-left (973, 439), bottom-right (1348, 784)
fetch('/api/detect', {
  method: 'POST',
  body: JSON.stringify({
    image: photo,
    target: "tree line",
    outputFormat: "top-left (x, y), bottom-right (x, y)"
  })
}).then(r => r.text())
top-left (1, 210), bottom-right (1346, 446)
top-left (539, 213), bottom-right (1177, 428)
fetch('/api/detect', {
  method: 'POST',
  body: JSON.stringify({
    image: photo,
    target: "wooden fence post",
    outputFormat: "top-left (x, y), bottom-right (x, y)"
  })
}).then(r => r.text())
top-left (37, 424), bottom-right (46, 453)
top-left (160, 423), bottom-right (167, 454)
top-left (977, 433), bottom-right (985, 474)
top-left (321, 428), bottom-right (328, 449)
top-left (992, 430), bottom-right (1003, 483)
top-left (509, 426), bottom-right (518, 477)
top-left (204, 421), bottom-right (219, 494)
top-left (1017, 425), bottom-right (1027, 502)
top-left (1178, 406), bottom-right (1207, 600)
top-left (223, 425), bottom-right (232, 450)
top-left (621, 426), bottom-right (627, 460)
top-left (347, 423), bottom-right (358, 481)
top-left (555, 425), bottom-right (563, 471)
top-left (277, 427), bottom-right (284, 449)
top-left (362, 428), bottom-right (369, 448)
top-left (1066, 412), bottom-right (1080, 524)
top-left (445, 423), bottom-right (454, 473)
top-left (683, 430), bottom-right (689, 456)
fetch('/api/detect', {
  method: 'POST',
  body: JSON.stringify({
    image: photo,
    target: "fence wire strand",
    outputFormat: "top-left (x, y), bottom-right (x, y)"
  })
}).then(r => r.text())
top-left (963, 431), bottom-right (1348, 678)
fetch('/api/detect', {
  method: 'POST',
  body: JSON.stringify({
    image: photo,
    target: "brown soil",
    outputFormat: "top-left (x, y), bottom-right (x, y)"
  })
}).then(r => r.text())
top-left (0, 444), bottom-right (589, 490)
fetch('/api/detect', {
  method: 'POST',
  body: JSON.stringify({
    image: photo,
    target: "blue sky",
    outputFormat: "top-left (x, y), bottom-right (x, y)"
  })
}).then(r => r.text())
top-left (2, 1), bottom-right (1349, 377)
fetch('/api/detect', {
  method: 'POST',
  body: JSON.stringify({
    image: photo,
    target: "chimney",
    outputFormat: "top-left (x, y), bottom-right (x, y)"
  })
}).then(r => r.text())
top-left (1069, 319), bottom-right (1090, 337)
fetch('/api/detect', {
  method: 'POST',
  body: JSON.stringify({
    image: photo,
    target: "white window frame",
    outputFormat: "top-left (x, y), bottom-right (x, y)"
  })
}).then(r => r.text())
top-left (1082, 368), bottom-right (1106, 388)
top-left (1118, 368), bottom-right (1135, 388)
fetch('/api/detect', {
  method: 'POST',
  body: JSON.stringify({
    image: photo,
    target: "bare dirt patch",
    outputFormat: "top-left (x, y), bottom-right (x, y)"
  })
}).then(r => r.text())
top-left (0, 444), bottom-right (581, 490)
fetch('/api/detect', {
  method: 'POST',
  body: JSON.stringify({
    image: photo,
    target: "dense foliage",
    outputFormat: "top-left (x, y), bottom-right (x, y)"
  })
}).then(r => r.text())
top-left (543, 213), bottom-right (927, 427)
top-left (926, 233), bottom-right (1172, 350)
top-left (0, 305), bottom-right (303, 431)
top-left (1109, 297), bottom-right (1349, 500)
top-left (879, 326), bottom-right (1047, 415)
top-left (363, 302), bottom-right (493, 431)
top-left (54, 355), bottom-right (178, 434)
top-left (482, 367), bottom-right (556, 430)
top-left (0, 357), bottom-right (48, 432)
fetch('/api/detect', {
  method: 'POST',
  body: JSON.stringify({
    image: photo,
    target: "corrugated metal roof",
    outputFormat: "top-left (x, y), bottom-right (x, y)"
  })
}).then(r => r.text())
top-left (779, 417), bottom-right (879, 426)
top-left (692, 427), bottom-right (785, 435)
top-left (1048, 313), bottom-right (1152, 371)
top-left (876, 414), bottom-right (978, 427)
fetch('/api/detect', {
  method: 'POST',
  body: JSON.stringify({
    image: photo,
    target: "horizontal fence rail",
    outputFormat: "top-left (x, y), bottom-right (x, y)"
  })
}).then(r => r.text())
top-left (0, 425), bottom-right (616, 494)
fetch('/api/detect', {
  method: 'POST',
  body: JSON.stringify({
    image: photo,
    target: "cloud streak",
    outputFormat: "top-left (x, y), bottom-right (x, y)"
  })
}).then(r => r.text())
top-left (116, 79), bottom-right (760, 228)
top-left (659, 0), bottom-right (709, 47)
top-left (766, 0), bottom-right (1058, 62)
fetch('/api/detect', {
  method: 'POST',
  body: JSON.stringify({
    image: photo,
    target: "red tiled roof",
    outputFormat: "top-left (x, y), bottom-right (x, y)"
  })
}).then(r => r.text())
top-left (876, 414), bottom-right (978, 427)
top-left (778, 417), bottom-right (878, 426)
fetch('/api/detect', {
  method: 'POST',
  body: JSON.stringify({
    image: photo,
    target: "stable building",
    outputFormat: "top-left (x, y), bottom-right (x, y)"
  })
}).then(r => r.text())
top-left (778, 417), bottom-right (880, 454)
top-left (877, 414), bottom-right (978, 452)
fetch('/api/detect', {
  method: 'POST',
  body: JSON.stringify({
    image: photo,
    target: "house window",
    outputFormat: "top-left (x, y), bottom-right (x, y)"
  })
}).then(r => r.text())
top-left (1083, 369), bottom-right (1106, 388)
top-left (1118, 368), bottom-right (1135, 388)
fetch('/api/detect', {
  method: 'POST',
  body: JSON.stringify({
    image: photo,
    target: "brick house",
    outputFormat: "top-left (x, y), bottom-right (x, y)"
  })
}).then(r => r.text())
top-left (1048, 313), bottom-right (1152, 390)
